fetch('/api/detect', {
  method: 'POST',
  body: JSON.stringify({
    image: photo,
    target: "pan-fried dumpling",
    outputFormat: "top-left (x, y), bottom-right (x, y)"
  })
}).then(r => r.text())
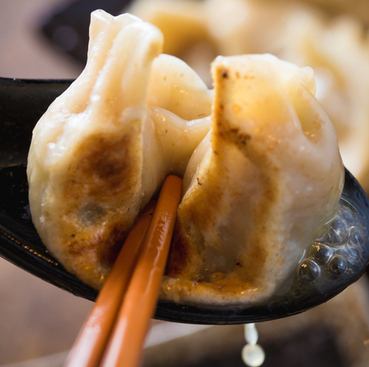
top-left (163, 55), bottom-right (343, 304)
top-left (28, 11), bottom-right (344, 305)
top-left (27, 11), bottom-right (211, 288)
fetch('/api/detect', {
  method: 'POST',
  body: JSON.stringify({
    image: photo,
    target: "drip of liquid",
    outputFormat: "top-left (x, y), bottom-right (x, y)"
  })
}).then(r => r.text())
top-left (241, 323), bottom-right (265, 367)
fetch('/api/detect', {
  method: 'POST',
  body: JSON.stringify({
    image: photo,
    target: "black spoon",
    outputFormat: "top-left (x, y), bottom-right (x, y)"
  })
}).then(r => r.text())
top-left (1, 77), bottom-right (369, 325)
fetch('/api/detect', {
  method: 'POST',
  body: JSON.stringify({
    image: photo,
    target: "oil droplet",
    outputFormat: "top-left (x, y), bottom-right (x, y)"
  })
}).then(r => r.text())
top-left (298, 259), bottom-right (321, 281)
top-left (242, 324), bottom-right (265, 366)
top-left (242, 344), bottom-right (265, 367)
top-left (329, 255), bottom-right (347, 275)
top-left (311, 243), bottom-right (333, 264)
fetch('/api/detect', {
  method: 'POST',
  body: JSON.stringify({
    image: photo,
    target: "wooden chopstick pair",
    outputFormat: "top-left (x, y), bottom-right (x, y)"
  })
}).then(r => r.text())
top-left (65, 175), bottom-right (182, 367)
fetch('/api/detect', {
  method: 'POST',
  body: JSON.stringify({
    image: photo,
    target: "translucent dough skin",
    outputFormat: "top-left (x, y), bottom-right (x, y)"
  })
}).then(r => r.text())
top-left (164, 55), bottom-right (344, 304)
top-left (27, 11), bottom-right (211, 289)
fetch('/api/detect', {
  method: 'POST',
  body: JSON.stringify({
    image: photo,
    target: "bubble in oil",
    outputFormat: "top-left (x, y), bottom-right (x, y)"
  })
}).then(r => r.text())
top-left (299, 259), bottom-right (321, 281)
top-left (328, 255), bottom-right (347, 276)
top-left (309, 243), bottom-right (333, 265)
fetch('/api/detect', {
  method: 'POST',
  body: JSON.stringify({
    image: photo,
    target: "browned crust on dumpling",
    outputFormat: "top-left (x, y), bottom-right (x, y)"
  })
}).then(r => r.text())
top-left (39, 128), bottom-right (143, 288)
top-left (162, 55), bottom-right (343, 305)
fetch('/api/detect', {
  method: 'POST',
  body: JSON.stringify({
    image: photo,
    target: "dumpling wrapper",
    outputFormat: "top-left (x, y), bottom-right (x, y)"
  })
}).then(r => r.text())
top-left (163, 55), bottom-right (344, 304)
top-left (27, 11), bottom-right (211, 289)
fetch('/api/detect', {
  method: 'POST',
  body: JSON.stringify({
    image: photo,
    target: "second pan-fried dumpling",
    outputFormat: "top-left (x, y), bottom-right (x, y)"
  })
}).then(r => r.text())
top-left (27, 11), bottom-right (211, 288)
top-left (163, 55), bottom-right (344, 304)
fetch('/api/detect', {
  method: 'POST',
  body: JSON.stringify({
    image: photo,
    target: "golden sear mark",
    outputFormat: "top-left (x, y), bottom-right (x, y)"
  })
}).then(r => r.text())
top-left (164, 60), bottom-right (282, 297)
top-left (56, 131), bottom-right (142, 287)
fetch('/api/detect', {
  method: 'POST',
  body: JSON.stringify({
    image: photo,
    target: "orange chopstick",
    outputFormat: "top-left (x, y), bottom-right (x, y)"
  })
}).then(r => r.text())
top-left (65, 210), bottom-right (153, 367)
top-left (101, 175), bottom-right (182, 367)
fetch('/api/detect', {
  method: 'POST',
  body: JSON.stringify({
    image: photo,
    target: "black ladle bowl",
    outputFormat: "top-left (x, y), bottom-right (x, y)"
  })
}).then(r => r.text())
top-left (1, 77), bottom-right (369, 324)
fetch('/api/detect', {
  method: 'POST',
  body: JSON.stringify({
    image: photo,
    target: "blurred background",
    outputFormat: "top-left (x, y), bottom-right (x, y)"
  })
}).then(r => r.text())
top-left (0, 1), bottom-right (88, 366)
top-left (1, 0), bottom-right (369, 366)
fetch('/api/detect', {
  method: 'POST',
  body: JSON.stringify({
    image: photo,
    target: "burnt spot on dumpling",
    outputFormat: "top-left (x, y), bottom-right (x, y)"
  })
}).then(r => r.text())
top-left (70, 133), bottom-right (137, 195)
top-left (78, 203), bottom-right (106, 226)
top-left (97, 224), bottom-right (128, 268)
top-left (166, 226), bottom-right (190, 277)
top-left (54, 131), bottom-right (142, 288)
